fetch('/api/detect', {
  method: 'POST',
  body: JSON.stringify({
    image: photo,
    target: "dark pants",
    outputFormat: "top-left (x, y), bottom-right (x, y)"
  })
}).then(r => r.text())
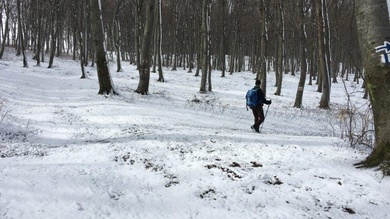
top-left (251, 105), bottom-right (265, 131)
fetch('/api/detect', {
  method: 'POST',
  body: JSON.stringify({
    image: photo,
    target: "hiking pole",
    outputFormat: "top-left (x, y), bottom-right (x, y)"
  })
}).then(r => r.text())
top-left (259, 103), bottom-right (271, 133)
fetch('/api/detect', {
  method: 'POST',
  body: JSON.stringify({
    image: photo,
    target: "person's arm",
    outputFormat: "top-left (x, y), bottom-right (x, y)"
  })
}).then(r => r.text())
top-left (258, 89), bottom-right (271, 105)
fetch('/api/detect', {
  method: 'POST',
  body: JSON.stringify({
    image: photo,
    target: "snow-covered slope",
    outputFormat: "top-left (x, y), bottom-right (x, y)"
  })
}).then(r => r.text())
top-left (0, 49), bottom-right (389, 219)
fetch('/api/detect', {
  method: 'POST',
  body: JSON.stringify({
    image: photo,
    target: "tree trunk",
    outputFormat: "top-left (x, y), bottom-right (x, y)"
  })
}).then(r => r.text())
top-left (133, 0), bottom-right (143, 69)
top-left (207, 2), bottom-right (212, 92)
top-left (316, 0), bottom-right (330, 108)
top-left (274, 2), bottom-right (284, 96)
top-left (48, 0), bottom-right (58, 69)
top-left (135, 0), bottom-right (155, 94)
top-left (83, 0), bottom-right (89, 66)
top-left (156, 0), bottom-right (164, 82)
top-left (171, 0), bottom-right (178, 71)
top-left (199, 0), bottom-right (208, 93)
top-left (258, 0), bottom-right (267, 96)
top-left (17, 0), bottom-right (28, 67)
top-left (35, 0), bottom-right (42, 66)
top-left (90, 0), bottom-right (117, 95)
top-left (78, 30), bottom-right (86, 79)
top-left (78, 0), bottom-right (87, 78)
top-left (152, 0), bottom-right (158, 73)
top-left (323, 0), bottom-right (334, 84)
top-left (113, 0), bottom-right (123, 72)
top-left (0, 1), bottom-right (10, 59)
top-left (220, 0), bottom-right (226, 78)
top-left (354, 0), bottom-right (390, 175)
top-left (294, 0), bottom-right (307, 108)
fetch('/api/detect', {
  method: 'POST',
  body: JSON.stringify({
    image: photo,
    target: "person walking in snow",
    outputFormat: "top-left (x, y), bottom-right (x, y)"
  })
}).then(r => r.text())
top-left (246, 79), bottom-right (271, 133)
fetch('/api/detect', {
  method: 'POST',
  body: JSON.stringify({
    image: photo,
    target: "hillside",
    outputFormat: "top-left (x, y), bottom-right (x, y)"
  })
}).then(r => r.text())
top-left (0, 50), bottom-right (389, 219)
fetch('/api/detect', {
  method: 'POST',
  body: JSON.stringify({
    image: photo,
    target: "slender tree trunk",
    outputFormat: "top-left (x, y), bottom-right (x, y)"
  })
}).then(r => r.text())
top-left (152, 0), bottom-right (158, 73)
top-left (354, 0), bottom-right (390, 175)
top-left (35, 0), bottom-right (42, 66)
top-left (78, 0), bottom-right (87, 78)
top-left (17, 0), bottom-right (28, 67)
top-left (172, 0), bottom-right (178, 71)
top-left (156, 0), bottom-right (164, 82)
top-left (259, 0), bottom-right (268, 96)
top-left (187, 7), bottom-right (194, 74)
top-left (90, 0), bottom-right (117, 95)
top-left (113, 0), bottom-right (123, 72)
top-left (133, 0), bottom-right (142, 69)
top-left (274, 2), bottom-right (284, 96)
top-left (294, 0), bottom-right (308, 108)
top-left (0, 1), bottom-right (10, 59)
top-left (316, 0), bottom-right (330, 108)
top-left (136, 0), bottom-right (155, 94)
top-left (206, 2), bottom-right (212, 92)
top-left (78, 30), bottom-right (86, 79)
top-left (323, 0), bottom-right (334, 84)
top-left (48, 0), bottom-right (58, 68)
top-left (199, 0), bottom-right (208, 93)
top-left (220, 0), bottom-right (226, 78)
top-left (83, 0), bottom-right (89, 66)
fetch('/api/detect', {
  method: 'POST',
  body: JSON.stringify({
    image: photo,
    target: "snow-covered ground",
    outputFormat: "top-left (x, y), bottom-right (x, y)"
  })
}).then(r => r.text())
top-left (0, 48), bottom-right (389, 219)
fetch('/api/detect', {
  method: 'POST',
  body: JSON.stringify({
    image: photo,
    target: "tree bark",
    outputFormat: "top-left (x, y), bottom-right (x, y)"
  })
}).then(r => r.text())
top-left (135, 0), bottom-right (155, 94)
top-left (48, 0), bottom-right (58, 68)
top-left (294, 0), bottom-right (308, 108)
top-left (171, 0), bottom-right (178, 71)
top-left (274, 2), bottom-right (284, 96)
top-left (113, 0), bottom-right (124, 72)
top-left (258, 0), bottom-right (267, 96)
top-left (316, 0), bottom-right (330, 108)
top-left (90, 0), bottom-right (117, 95)
top-left (0, 1), bottom-right (11, 59)
top-left (133, 0), bottom-right (142, 69)
top-left (354, 0), bottom-right (390, 175)
top-left (156, 0), bottom-right (164, 82)
top-left (35, 0), bottom-right (42, 66)
top-left (220, 0), bottom-right (226, 78)
top-left (199, 0), bottom-right (208, 93)
top-left (17, 0), bottom-right (28, 67)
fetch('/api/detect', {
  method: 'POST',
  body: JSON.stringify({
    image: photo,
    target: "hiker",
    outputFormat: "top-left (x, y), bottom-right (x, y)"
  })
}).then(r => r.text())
top-left (246, 79), bottom-right (272, 133)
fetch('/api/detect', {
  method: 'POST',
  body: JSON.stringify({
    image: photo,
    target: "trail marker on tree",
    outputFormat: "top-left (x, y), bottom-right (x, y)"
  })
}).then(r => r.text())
top-left (375, 41), bottom-right (390, 64)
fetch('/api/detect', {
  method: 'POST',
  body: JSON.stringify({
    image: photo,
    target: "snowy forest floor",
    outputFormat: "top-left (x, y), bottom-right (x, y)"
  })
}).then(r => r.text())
top-left (0, 48), bottom-right (389, 219)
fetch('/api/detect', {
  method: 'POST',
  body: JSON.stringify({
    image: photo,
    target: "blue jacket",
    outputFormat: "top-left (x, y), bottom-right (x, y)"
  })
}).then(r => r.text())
top-left (253, 85), bottom-right (271, 106)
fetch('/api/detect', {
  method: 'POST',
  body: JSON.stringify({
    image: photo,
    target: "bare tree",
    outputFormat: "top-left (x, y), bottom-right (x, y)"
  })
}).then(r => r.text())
top-left (33, 0), bottom-right (43, 66)
top-left (16, 0), bottom-right (28, 67)
top-left (156, 0), bottom-right (164, 82)
top-left (48, 0), bottom-right (59, 68)
top-left (294, 0), bottom-right (308, 108)
top-left (77, 0), bottom-right (88, 78)
top-left (112, 0), bottom-right (124, 72)
top-left (135, 0), bottom-right (155, 94)
top-left (257, 0), bottom-right (268, 95)
top-left (132, 0), bottom-right (143, 69)
top-left (90, 0), bottom-right (117, 95)
top-left (274, 1), bottom-right (284, 96)
top-left (199, 0), bottom-right (210, 93)
top-left (0, 0), bottom-right (12, 59)
top-left (171, 0), bottom-right (178, 71)
top-left (316, 0), bottom-right (330, 108)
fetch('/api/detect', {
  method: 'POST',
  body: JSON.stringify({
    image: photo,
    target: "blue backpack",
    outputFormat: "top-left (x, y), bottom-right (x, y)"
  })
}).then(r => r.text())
top-left (246, 88), bottom-right (259, 107)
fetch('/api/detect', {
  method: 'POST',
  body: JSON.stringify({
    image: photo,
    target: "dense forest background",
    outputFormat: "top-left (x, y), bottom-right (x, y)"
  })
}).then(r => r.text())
top-left (0, 0), bottom-right (361, 89)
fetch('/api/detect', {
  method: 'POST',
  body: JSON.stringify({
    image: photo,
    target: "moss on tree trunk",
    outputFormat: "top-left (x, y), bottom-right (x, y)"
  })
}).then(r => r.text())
top-left (355, 142), bottom-right (390, 175)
